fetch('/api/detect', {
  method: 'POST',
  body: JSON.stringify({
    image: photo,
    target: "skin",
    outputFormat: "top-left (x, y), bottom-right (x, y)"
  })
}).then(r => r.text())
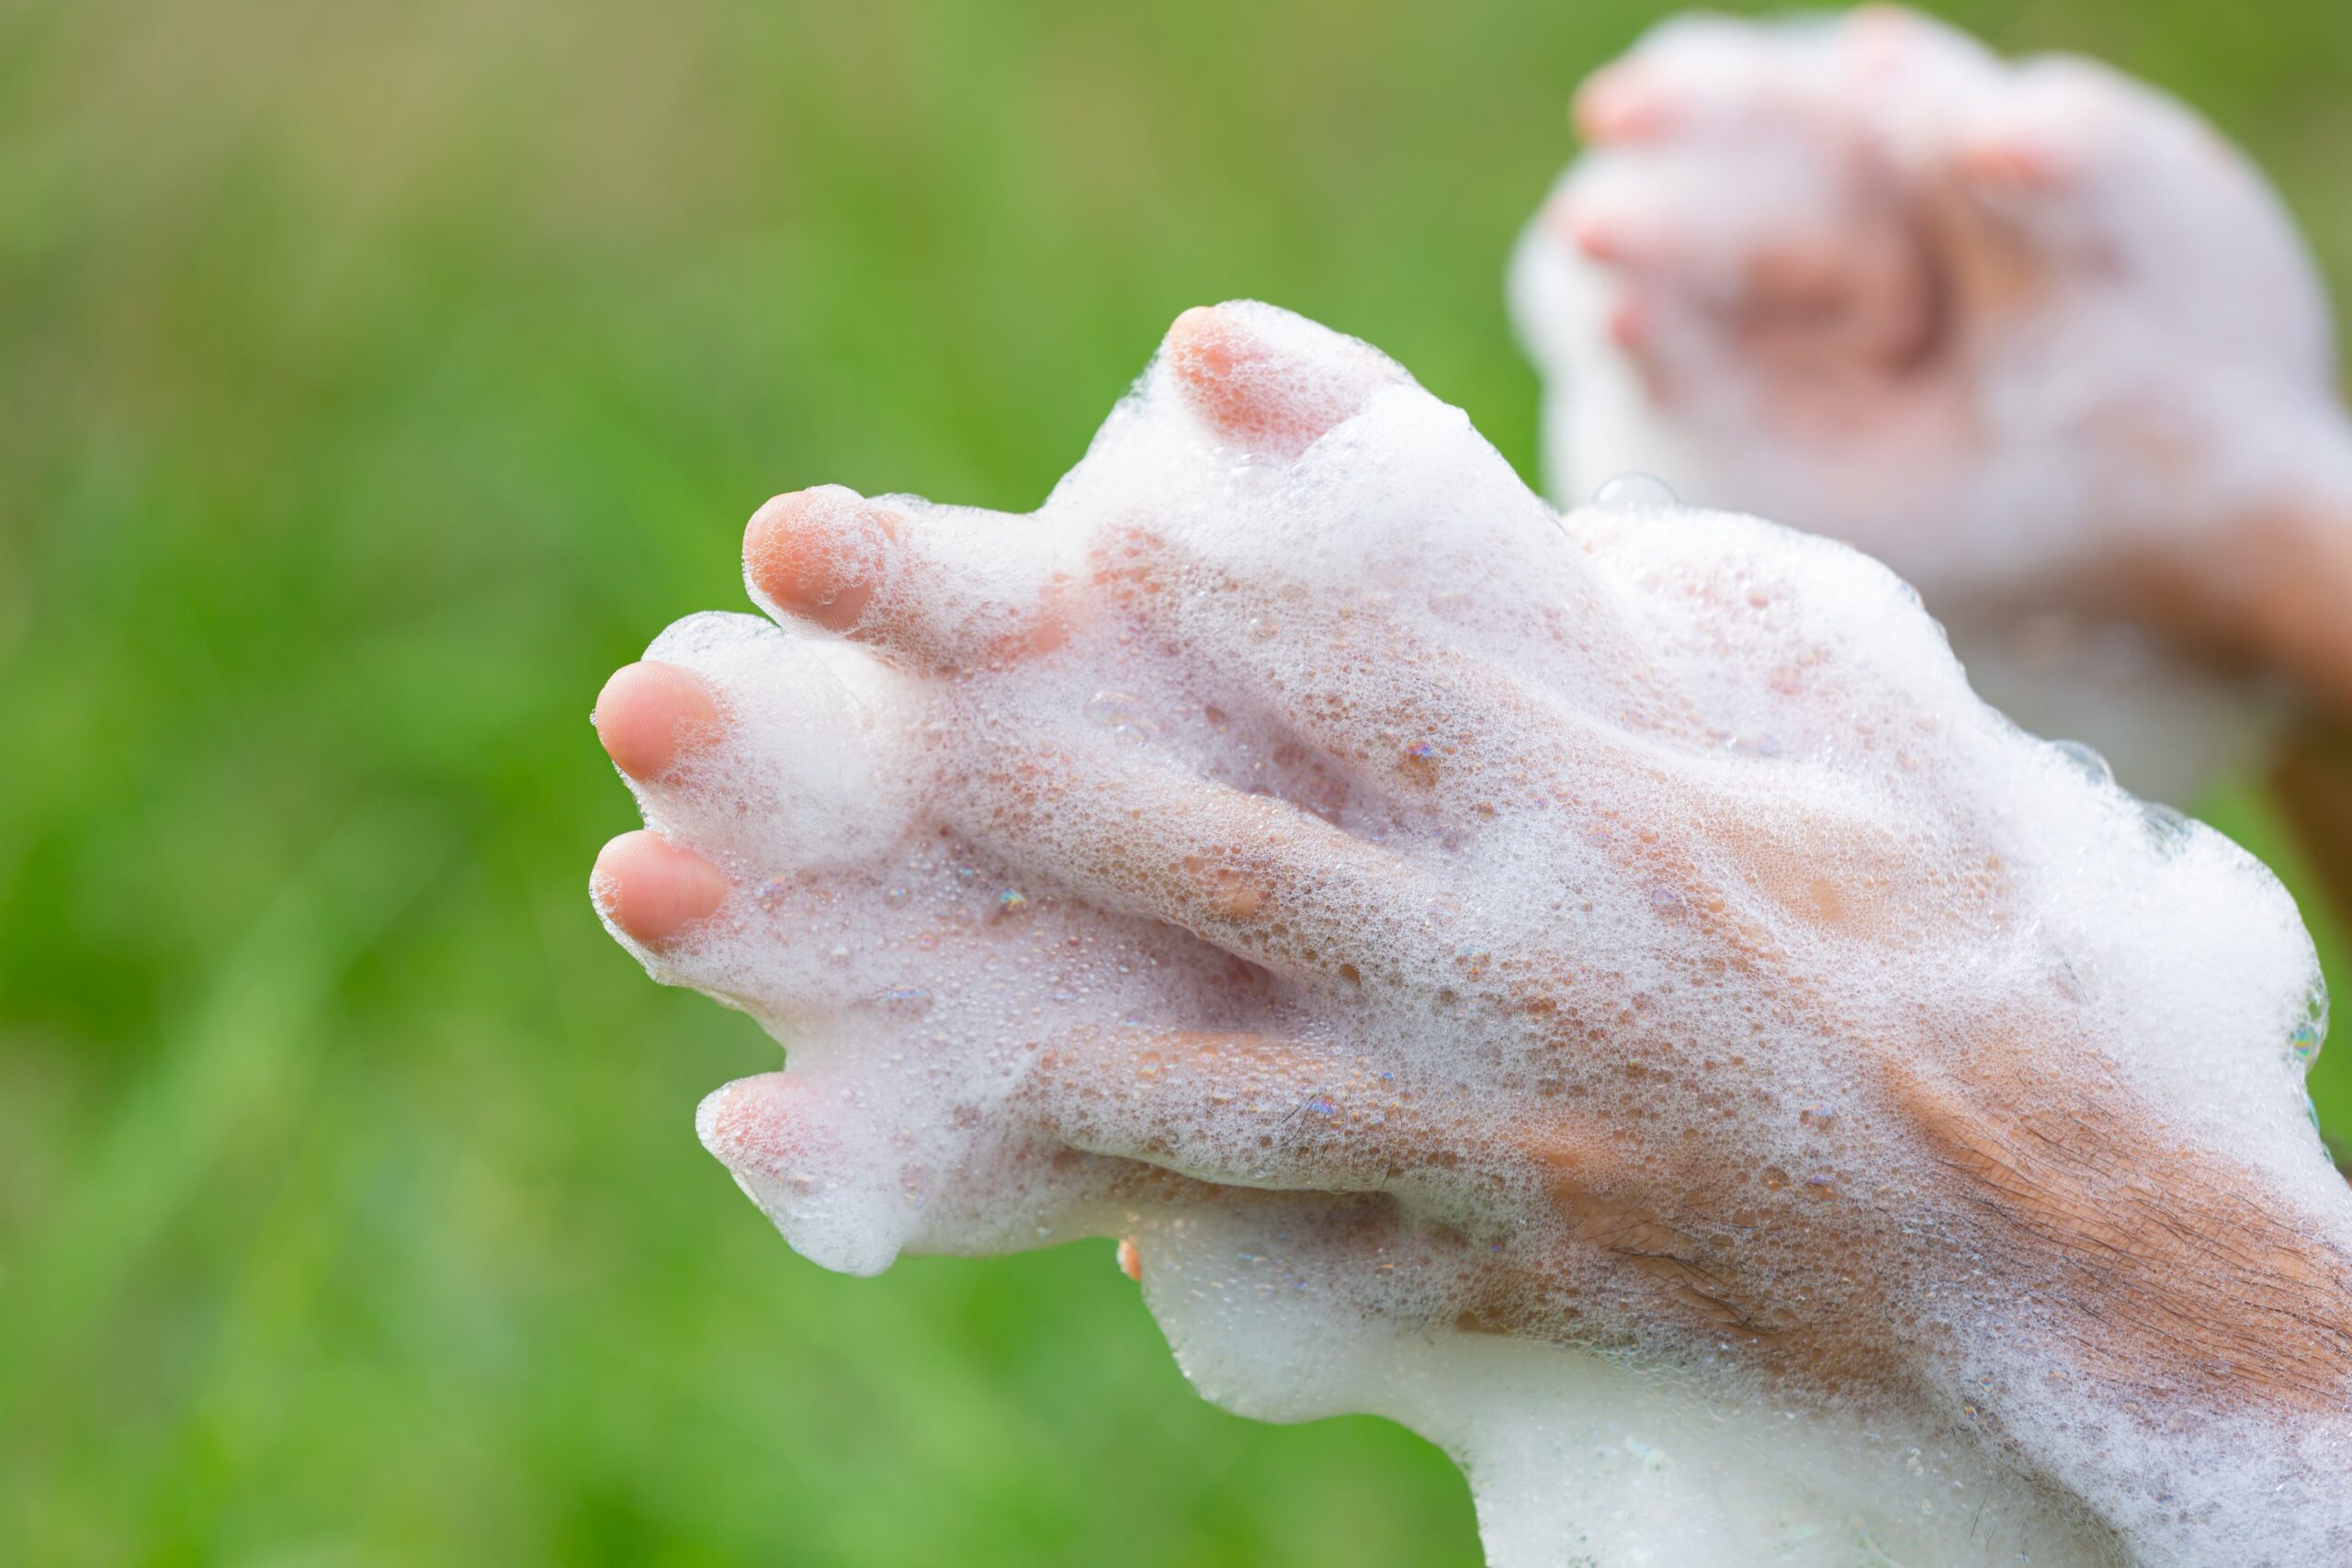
top-left (592, 307), bottom-right (2352, 1445)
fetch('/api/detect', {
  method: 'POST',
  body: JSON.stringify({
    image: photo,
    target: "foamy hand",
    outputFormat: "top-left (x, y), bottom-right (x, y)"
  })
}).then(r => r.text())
top-left (1511, 6), bottom-right (2352, 798)
top-left (594, 303), bottom-right (2350, 1566)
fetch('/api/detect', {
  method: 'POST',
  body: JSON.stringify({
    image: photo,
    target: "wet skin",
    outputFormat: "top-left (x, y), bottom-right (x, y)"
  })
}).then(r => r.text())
top-left (593, 305), bottom-right (2352, 1433)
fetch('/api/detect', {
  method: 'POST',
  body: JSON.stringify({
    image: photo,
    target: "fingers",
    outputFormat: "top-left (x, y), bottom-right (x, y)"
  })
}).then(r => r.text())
top-left (950, 728), bottom-right (1445, 989)
top-left (1546, 8), bottom-right (2038, 412)
top-left (695, 1070), bottom-right (1082, 1274)
top-left (616, 611), bottom-right (925, 871)
top-left (1091, 525), bottom-right (1925, 958)
top-left (1542, 153), bottom-right (1673, 270)
top-left (741, 305), bottom-right (1405, 672)
top-left (739, 304), bottom-right (1406, 666)
top-left (1090, 524), bottom-right (1610, 818)
top-left (744, 485), bottom-right (1069, 671)
top-left (1021, 1028), bottom-right (1446, 1194)
top-left (700, 1032), bottom-right (1452, 1277)
top-left (1569, 15), bottom-right (1793, 149)
top-left (595, 660), bottom-right (721, 781)
top-left (742, 484), bottom-right (891, 635)
top-left (1554, 135), bottom-right (1940, 394)
top-left (1031, 1030), bottom-right (1723, 1337)
top-left (1158, 302), bottom-right (1409, 458)
top-left (1573, 59), bottom-right (1681, 145)
top-left (593, 829), bottom-right (729, 950)
top-left (697, 1064), bottom-right (1280, 1269)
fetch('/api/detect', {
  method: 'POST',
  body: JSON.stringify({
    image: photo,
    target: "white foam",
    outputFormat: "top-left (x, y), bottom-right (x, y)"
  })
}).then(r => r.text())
top-left (611, 301), bottom-right (2347, 1565)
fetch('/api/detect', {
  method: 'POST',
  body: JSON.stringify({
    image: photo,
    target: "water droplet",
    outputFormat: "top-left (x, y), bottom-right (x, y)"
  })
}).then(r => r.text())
top-left (2141, 802), bottom-right (2192, 853)
top-left (993, 888), bottom-right (1031, 918)
top-left (2049, 739), bottom-right (2112, 787)
top-left (1083, 690), bottom-right (1159, 743)
top-left (754, 879), bottom-right (791, 913)
top-left (1302, 1092), bottom-right (1338, 1117)
top-left (1592, 472), bottom-right (1679, 510)
top-left (876, 986), bottom-right (933, 1016)
top-left (2289, 974), bottom-right (2330, 1070)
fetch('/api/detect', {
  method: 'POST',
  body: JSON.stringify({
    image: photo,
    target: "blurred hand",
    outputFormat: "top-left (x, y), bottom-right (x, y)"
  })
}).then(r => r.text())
top-left (1512, 6), bottom-right (2352, 729)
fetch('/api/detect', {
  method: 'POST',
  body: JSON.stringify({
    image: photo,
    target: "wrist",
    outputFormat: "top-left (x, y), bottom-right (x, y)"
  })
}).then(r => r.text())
top-left (1896, 1059), bottom-right (2352, 1414)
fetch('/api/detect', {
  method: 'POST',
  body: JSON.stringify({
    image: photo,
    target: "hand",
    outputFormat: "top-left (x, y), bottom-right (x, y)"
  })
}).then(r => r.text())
top-left (1511, 6), bottom-right (2352, 738)
top-left (594, 301), bottom-right (2351, 1562)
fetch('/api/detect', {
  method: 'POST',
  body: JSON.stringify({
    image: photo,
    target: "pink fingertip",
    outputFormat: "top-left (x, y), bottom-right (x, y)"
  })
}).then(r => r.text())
top-left (592, 830), bottom-right (729, 950)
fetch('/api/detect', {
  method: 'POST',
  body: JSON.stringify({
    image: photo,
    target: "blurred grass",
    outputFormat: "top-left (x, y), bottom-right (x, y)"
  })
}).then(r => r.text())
top-left (3, 0), bottom-right (2350, 1562)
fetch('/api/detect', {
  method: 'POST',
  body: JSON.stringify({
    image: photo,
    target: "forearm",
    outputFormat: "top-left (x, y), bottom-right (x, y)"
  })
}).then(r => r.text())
top-left (2230, 497), bottom-right (2352, 728)
top-left (2181, 402), bottom-right (2352, 725)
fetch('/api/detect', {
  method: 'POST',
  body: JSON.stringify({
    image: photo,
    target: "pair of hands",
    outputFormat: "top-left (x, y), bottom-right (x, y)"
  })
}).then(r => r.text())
top-left (592, 8), bottom-right (2352, 1558)
top-left (592, 299), bottom-right (2345, 1532)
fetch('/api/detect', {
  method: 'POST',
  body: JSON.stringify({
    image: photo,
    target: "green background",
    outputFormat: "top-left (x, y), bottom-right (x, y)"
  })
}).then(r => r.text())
top-left (6, 1), bottom-right (2349, 1562)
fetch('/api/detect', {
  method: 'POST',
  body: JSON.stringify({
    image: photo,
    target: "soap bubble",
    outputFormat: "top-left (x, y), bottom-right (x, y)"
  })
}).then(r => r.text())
top-left (2048, 739), bottom-right (2114, 788)
top-left (2290, 975), bottom-right (2330, 1069)
top-left (1591, 471), bottom-right (1679, 510)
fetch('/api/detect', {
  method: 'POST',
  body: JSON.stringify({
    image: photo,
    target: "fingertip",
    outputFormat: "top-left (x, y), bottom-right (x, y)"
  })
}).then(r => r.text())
top-left (1160, 303), bottom-right (1401, 456)
top-left (696, 1071), bottom-right (800, 1167)
top-left (1951, 132), bottom-right (2073, 191)
top-left (594, 660), bottom-right (721, 780)
top-left (1572, 67), bottom-right (1673, 144)
top-left (1542, 184), bottom-right (1651, 268)
top-left (1165, 303), bottom-right (1228, 359)
top-left (1846, 3), bottom-right (1926, 55)
top-left (1568, 212), bottom-right (1635, 265)
top-left (1607, 299), bottom-right (1650, 353)
top-left (593, 829), bottom-right (730, 949)
top-left (744, 486), bottom-right (890, 632)
top-left (1162, 304), bottom-right (1252, 398)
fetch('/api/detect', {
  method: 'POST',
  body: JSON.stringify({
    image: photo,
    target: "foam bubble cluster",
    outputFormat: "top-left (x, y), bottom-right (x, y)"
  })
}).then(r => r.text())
top-left (604, 301), bottom-right (2350, 1565)
top-left (1509, 7), bottom-right (2351, 804)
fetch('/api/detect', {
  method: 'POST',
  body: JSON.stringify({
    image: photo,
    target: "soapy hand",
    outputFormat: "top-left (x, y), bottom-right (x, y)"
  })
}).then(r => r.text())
top-left (1511, 6), bottom-right (2352, 784)
top-left (594, 303), bottom-right (2352, 1565)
